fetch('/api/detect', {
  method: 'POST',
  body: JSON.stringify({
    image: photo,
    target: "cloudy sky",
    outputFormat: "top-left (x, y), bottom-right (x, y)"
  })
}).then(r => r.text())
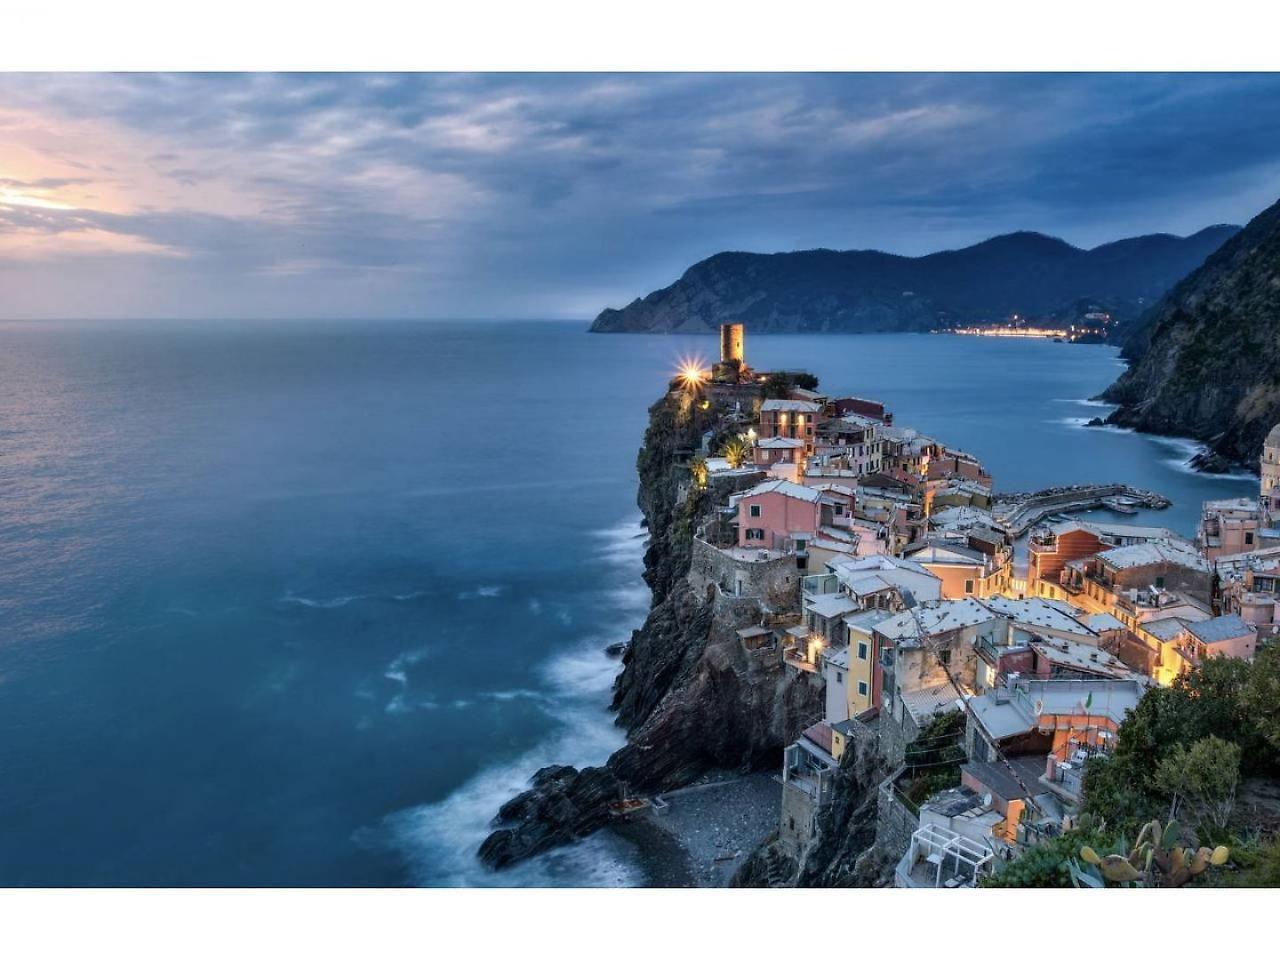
top-left (3, 73), bottom-right (1280, 321)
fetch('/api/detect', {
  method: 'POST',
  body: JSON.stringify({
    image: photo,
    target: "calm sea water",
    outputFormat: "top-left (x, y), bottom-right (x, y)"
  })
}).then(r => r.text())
top-left (0, 321), bottom-right (1254, 886)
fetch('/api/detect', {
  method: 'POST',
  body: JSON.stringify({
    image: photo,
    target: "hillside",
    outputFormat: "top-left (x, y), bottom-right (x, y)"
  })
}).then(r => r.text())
top-left (1102, 197), bottom-right (1280, 466)
top-left (590, 226), bottom-right (1238, 335)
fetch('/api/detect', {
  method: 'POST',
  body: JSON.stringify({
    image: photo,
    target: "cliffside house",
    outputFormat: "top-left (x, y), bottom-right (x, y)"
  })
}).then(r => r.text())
top-left (731, 479), bottom-right (854, 563)
top-left (1139, 613), bottom-right (1258, 686)
top-left (1055, 539), bottom-right (1212, 629)
top-left (779, 721), bottom-right (840, 855)
top-left (1198, 497), bottom-right (1262, 559)
top-left (758, 398), bottom-right (824, 457)
top-left (902, 535), bottom-right (1012, 599)
top-left (965, 676), bottom-right (1144, 807)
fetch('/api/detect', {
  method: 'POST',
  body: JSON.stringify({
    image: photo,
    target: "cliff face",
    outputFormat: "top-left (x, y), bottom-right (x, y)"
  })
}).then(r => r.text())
top-left (589, 227), bottom-right (1237, 335)
top-left (1103, 197), bottom-right (1280, 466)
top-left (478, 389), bottom-right (823, 870)
top-left (731, 728), bottom-right (891, 888)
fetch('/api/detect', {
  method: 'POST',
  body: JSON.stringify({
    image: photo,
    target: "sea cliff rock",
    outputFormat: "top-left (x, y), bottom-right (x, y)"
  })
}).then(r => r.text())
top-left (1103, 196), bottom-right (1280, 466)
top-left (731, 726), bottom-right (891, 887)
top-left (479, 387), bottom-right (822, 870)
top-left (476, 765), bottom-right (622, 869)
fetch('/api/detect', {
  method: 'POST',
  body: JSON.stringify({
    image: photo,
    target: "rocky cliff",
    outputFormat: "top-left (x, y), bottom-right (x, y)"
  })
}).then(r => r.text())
top-left (478, 387), bottom-right (824, 870)
top-left (1102, 197), bottom-right (1280, 467)
top-left (589, 226), bottom-right (1237, 336)
top-left (730, 731), bottom-right (891, 888)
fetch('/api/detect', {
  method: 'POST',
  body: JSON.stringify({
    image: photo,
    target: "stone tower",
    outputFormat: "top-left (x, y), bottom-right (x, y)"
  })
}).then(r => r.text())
top-left (720, 323), bottom-right (745, 365)
top-left (1263, 423), bottom-right (1280, 523)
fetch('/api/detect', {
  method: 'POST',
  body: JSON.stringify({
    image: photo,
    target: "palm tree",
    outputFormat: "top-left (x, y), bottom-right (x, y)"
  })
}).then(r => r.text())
top-left (721, 437), bottom-right (749, 469)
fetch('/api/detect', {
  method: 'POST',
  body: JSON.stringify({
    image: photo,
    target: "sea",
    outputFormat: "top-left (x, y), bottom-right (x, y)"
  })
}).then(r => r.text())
top-left (0, 320), bottom-right (1257, 886)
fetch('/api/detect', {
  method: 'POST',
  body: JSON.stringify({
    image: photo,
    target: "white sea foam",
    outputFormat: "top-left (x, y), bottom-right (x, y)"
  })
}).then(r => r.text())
top-left (282, 589), bottom-right (428, 609)
top-left (1052, 397), bottom-right (1117, 409)
top-left (1057, 417), bottom-right (1134, 435)
top-left (1148, 435), bottom-right (1257, 482)
top-left (377, 515), bottom-right (651, 887)
top-left (281, 592), bottom-right (368, 609)
top-left (457, 585), bottom-right (505, 601)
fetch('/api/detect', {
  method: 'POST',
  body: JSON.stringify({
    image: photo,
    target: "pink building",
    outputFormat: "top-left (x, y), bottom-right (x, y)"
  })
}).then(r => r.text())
top-left (1197, 497), bottom-right (1261, 559)
top-left (753, 436), bottom-right (805, 468)
top-left (1181, 614), bottom-right (1258, 663)
top-left (733, 479), bottom-right (851, 551)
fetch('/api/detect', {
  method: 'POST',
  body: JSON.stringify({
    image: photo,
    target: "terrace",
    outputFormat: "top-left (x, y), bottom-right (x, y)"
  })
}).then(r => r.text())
top-left (896, 823), bottom-right (995, 888)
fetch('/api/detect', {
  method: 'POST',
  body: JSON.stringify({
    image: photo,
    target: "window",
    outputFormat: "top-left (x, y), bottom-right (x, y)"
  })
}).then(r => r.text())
top-left (1246, 532), bottom-right (1255, 545)
top-left (857, 681), bottom-right (868, 696)
top-left (796, 556), bottom-right (808, 571)
top-left (746, 528), bottom-right (765, 541)
top-left (857, 641), bottom-right (868, 660)
top-left (938, 649), bottom-right (952, 666)
top-left (964, 579), bottom-right (975, 594)
top-left (748, 504), bottom-right (761, 518)
top-left (1155, 575), bottom-right (1166, 589)
top-left (836, 671), bottom-right (844, 684)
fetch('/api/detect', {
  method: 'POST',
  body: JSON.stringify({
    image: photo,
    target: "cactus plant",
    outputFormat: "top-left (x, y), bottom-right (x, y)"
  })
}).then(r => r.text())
top-left (1070, 819), bottom-right (1229, 888)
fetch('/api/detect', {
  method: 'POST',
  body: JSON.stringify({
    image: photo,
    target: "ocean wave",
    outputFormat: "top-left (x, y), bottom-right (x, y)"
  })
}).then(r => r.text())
top-left (1055, 417), bottom-right (1133, 434)
top-left (1148, 435), bottom-right (1257, 482)
top-left (457, 585), bottom-right (505, 601)
top-left (281, 589), bottom-right (429, 609)
top-left (1052, 397), bottom-right (1116, 409)
top-left (374, 515), bottom-right (650, 887)
top-left (280, 592), bottom-right (368, 609)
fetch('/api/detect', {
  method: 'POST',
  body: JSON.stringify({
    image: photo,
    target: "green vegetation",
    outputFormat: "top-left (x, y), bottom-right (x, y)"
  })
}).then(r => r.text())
top-left (1152, 736), bottom-right (1240, 832)
top-left (720, 437), bottom-right (750, 469)
top-left (1082, 656), bottom-right (1277, 837)
top-left (1242, 643), bottom-right (1280, 753)
top-left (762, 371), bottom-right (820, 398)
top-left (982, 820), bottom-right (1114, 888)
top-left (1069, 819), bottom-right (1230, 888)
top-left (899, 713), bottom-right (966, 809)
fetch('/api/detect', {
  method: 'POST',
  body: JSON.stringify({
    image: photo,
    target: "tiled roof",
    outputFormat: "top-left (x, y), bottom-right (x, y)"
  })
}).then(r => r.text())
top-left (1185, 614), bottom-right (1254, 644)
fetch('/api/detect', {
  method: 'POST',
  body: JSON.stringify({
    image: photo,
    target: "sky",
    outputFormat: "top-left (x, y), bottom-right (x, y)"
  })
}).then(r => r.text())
top-left (3, 72), bottom-right (1280, 321)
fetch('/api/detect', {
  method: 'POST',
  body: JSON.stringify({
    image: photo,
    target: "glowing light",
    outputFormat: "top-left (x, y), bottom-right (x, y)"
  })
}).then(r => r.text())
top-left (676, 357), bottom-right (710, 390)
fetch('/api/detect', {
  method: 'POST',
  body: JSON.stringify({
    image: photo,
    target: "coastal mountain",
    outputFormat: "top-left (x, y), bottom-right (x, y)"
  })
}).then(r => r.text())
top-left (1103, 197), bottom-right (1280, 467)
top-left (589, 226), bottom-right (1239, 335)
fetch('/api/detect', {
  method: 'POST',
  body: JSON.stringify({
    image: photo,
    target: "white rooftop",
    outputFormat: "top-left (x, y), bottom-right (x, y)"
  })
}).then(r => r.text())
top-left (1097, 539), bottom-right (1210, 572)
top-left (760, 399), bottom-right (822, 413)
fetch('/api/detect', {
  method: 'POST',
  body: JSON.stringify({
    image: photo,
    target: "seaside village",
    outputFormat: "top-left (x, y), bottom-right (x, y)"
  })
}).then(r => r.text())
top-left (675, 325), bottom-right (1280, 888)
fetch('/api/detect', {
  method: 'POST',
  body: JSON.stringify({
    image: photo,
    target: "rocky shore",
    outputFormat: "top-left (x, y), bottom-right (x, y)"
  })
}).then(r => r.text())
top-left (478, 385), bottom-right (822, 877)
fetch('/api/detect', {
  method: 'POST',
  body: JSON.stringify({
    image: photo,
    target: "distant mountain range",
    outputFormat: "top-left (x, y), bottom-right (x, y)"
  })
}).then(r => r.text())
top-left (589, 226), bottom-right (1240, 335)
top-left (1103, 197), bottom-right (1280, 467)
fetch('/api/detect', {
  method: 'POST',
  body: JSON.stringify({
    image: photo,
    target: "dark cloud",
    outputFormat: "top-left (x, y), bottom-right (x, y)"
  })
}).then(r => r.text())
top-left (2, 73), bottom-right (1280, 319)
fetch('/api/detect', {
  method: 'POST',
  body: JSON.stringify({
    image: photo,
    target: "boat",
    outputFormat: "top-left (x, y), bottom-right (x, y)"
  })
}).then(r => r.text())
top-left (1101, 496), bottom-right (1139, 515)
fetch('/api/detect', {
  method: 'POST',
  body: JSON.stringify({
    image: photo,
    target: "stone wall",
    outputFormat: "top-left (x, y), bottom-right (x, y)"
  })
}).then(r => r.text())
top-left (688, 537), bottom-right (801, 612)
top-left (877, 697), bottom-right (923, 768)
top-left (874, 768), bottom-right (917, 866)
top-left (779, 781), bottom-right (820, 858)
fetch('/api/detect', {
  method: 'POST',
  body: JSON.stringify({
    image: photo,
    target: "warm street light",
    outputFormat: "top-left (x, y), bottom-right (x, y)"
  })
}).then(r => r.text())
top-left (677, 358), bottom-right (710, 389)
